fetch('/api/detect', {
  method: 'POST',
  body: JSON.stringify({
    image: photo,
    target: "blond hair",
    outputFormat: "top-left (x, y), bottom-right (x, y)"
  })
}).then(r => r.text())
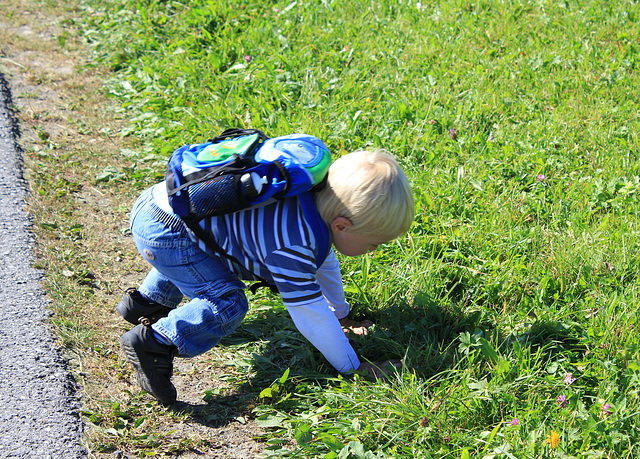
top-left (315, 150), bottom-right (414, 238)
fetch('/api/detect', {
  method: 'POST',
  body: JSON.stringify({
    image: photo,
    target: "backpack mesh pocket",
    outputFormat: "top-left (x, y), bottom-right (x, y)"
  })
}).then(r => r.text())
top-left (188, 174), bottom-right (248, 217)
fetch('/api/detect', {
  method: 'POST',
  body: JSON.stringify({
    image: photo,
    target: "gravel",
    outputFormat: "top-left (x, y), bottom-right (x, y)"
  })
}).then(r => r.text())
top-left (0, 72), bottom-right (87, 458)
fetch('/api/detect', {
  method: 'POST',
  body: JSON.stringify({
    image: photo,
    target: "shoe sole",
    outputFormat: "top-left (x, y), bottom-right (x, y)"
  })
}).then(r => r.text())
top-left (120, 328), bottom-right (177, 405)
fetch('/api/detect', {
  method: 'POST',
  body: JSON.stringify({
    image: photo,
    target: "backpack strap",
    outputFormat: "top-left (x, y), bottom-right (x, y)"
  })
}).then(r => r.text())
top-left (185, 193), bottom-right (331, 293)
top-left (208, 128), bottom-right (269, 144)
top-left (272, 160), bottom-right (292, 199)
top-left (181, 216), bottom-right (279, 294)
top-left (298, 192), bottom-right (331, 268)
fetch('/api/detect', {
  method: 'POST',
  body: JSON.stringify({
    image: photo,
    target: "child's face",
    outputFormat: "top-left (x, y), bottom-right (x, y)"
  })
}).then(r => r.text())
top-left (330, 217), bottom-right (391, 257)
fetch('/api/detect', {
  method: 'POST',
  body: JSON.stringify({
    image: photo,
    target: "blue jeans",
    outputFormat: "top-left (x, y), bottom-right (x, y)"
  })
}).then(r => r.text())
top-left (129, 187), bottom-right (248, 358)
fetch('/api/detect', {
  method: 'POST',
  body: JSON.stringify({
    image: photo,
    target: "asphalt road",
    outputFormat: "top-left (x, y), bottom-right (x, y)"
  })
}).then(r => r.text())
top-left (0, 72), bottom-right (87, 457)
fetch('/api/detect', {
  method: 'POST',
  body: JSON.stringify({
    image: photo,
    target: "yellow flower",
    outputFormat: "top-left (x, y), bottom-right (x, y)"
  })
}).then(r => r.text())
top-left (546, 430), bottom-right (561, 449)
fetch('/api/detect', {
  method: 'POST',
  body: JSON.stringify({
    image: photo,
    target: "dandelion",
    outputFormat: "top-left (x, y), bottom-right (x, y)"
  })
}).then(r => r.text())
top-left (563, 373), bottom-right (576, 385)
top-left (510, 418), bottom-right (520, 426)
top-left (602, 403), bottom-right (612, 416)
top-left (556, 394), bottom-right (568, 407)
top-left (449, 128), bottom-right (458, 140)
top-left (545, 430), bottom-right (560, 449)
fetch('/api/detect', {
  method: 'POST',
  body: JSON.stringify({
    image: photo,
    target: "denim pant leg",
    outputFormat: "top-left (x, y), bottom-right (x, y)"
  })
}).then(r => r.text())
top-left (138, 268), bottom-right (184, 309)
top-left (129, 188), bottom-right (248, 358)
top-left (154, 290), bottom-right (249, 358)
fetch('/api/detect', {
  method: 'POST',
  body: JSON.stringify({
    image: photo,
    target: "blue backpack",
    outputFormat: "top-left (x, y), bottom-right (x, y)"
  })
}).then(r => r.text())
top-left (165, 128), bottom-right (332, 286)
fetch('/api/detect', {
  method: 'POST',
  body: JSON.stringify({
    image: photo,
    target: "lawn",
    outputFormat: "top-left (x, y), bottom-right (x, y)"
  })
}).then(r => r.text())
top-left (20, 0), bottom-right (640, 457)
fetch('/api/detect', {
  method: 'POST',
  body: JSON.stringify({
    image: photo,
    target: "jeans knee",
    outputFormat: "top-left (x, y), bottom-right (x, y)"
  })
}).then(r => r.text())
top-left (216, 290), bottom-right (249, 335)
top-left (154, 288), bottom-right (249, 357)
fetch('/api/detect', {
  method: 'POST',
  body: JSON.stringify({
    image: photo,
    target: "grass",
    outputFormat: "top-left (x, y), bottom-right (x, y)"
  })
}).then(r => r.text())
top-left (13, 0), bottom-right (640, 457)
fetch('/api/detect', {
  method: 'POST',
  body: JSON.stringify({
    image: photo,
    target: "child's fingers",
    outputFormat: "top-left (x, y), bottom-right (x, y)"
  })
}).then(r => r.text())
top-left (340, 318), bottom-right (374, 336)
top-left (344, 325), bottom-right (369, 336)
top-left (375, 360), bottom-right (403, 378)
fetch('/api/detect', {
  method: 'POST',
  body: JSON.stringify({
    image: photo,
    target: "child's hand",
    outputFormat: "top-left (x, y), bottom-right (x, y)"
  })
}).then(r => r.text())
top-left (356, 360), bottom-right (403, 380)
top-left (339, 317), bottom-right (374, 336)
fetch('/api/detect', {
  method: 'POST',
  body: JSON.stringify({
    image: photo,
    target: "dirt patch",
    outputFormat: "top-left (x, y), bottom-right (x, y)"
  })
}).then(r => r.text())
top-left (1, 2), bottom-right (268, 457)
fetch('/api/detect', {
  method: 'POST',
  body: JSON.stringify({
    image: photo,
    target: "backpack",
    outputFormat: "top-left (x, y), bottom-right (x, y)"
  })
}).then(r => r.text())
top-left (165, 128), bottom-right (332, 289)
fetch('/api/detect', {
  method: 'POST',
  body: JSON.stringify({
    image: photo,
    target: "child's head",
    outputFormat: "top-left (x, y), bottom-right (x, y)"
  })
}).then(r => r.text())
top-left (316, 149), bottom-right (414, 255)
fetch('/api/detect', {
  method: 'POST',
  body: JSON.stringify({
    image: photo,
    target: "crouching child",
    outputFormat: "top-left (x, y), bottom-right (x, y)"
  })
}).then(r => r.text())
top-left (118, 148), bottom-right (414, 405)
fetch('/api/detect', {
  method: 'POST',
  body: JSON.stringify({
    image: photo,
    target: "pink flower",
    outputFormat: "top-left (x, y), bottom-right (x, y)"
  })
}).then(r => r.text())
top-left (244, 55), bottom-right (252, 63)
top-left (602, 403), bottom-right (612, 416)
top-left (556, 395), bottom-right (567, 407)
top-left (510, 418), bottom-right (520, 426)
top-left (537, 174), bottom-right (546, 182)
top-left (564, 373), bottom-right (576, 385)
top-left (449, 128), bottom-right (458, 140)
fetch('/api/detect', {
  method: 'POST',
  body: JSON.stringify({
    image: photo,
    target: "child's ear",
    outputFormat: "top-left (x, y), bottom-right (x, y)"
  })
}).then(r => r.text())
top-left (330, 217), bottom-right (353, 233)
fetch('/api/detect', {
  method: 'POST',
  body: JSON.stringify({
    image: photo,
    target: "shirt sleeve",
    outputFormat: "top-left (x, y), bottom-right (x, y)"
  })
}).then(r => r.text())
top-left (316, 249), bottom-right (351, 319)
top-left (265, 244), bottom-right (359, 373)
top-left (286, 298), bottom-right (361, 373)
top-left (264, 245), bottom-right (324, 306)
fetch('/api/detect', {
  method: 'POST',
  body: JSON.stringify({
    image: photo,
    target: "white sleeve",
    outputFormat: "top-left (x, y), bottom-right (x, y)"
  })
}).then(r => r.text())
top-left (286, 298), bottom-right (361, 373)
top-left (316, 249), bottom-right (351, 320)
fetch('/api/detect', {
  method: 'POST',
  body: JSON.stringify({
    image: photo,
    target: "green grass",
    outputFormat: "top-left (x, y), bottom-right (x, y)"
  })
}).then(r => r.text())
top-left (35, 0), bottom-right (640, 457)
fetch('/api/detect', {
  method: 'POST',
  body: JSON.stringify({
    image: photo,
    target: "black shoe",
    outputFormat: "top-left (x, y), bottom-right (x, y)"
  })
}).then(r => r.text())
top-left (120, 324), bottom-right (177, 405)
top-left (116, 288), bottom-right (172, 326)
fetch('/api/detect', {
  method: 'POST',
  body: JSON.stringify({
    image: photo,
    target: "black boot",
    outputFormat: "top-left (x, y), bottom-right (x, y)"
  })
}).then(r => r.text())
top-left (116, 288), bottom-right (172, 326)
top-left (120, 324), bottom-right (177, 405)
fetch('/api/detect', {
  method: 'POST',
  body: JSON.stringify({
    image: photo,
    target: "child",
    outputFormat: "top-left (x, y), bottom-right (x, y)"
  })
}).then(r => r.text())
top-left (118, 149), bottom-right (414, 405)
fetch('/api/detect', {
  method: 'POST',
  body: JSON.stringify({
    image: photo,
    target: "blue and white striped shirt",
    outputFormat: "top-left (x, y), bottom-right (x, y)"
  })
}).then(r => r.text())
top-left (195, 194), bottom-right (328, 306)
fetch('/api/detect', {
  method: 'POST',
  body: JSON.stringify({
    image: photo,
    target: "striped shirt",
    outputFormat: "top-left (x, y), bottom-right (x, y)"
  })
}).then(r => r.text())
top-left (195, 193), bottom-right (329, 306)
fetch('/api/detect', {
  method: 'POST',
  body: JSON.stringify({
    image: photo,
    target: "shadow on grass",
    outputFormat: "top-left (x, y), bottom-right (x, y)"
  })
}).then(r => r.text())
top-left (168, 291), bottom-right (588, 428)
top-left (523, 319), bottom-right (588, 360)
top-left (171, 393), bottom-right (257, 428)
top-left (166, 302), bottom-right (333, 427)
top-left (169, 291), bottom-right (489, 426)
